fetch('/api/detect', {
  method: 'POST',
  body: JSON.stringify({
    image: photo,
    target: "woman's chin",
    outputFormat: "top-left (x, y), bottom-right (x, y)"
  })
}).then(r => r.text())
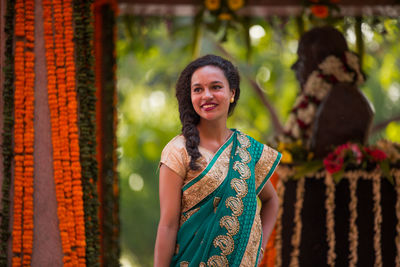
top-left (199, 114), bottom-right (226, 123)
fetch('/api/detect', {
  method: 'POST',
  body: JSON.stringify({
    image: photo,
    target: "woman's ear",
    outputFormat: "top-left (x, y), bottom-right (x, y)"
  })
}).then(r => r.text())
top-left (231, 89), bottom-right (236, 99)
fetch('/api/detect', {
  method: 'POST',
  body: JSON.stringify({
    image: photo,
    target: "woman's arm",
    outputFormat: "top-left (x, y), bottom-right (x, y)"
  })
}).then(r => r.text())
top-left (154, 164), bottom-right (183, 267)
top-left (258, 180), bottom-right (279, 249)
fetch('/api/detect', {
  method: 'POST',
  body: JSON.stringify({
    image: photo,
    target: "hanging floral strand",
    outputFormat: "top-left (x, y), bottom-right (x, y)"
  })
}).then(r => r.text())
top-left (12, 0), bottom-right (36, 266)
top-left (43, 0), bottom-right (73, 264)
top-left (0, 0), bottom-right (16, 265)
top-left (62, 0), bottom-right (87, 264)
top-left (73, 0), bottom-right (101, 265)
top-left (53, 0), bottom-right (79, 263)
top-left (43, 0), bottom-right (87, 265)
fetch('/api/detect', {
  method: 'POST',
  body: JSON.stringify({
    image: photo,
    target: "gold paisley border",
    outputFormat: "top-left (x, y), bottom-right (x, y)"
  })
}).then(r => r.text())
top-left (181, 142), bottom-right (233, 212)
top-left (255, 145), bottom-right (279, 191)
top-left (240, 201), bottom-right (262, 267)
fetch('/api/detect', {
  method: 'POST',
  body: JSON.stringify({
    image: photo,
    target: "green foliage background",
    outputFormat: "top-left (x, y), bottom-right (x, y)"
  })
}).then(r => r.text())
top-left (116, 15), bottom-right (400, 266)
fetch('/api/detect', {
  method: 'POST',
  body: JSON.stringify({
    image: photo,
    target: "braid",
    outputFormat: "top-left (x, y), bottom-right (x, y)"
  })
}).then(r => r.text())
top-left (182, 120), bottom-right (202, 170)
top-left (176, 54), bottom-right (241, 170)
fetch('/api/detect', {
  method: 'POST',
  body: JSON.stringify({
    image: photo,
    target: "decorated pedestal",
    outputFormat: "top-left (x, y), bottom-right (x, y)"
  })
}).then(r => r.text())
top-left (274, 165), bottom-right (400, 267)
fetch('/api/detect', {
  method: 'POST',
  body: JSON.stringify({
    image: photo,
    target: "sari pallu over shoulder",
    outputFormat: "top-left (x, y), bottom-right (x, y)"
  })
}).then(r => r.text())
top-left (171, 130), bottom-right (281, 267)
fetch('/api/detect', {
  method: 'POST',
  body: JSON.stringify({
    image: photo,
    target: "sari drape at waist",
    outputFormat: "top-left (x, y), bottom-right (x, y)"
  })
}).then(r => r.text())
top-left (171, 130), bottom-right (281, 267)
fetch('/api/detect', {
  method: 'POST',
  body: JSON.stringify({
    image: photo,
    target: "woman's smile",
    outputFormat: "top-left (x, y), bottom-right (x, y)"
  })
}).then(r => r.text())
top-left (201, 102), bottom-right (218, 111)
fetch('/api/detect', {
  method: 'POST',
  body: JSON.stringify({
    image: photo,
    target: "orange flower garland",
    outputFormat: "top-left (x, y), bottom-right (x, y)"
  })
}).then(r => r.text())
top-left (12, 0), bottom-right (35, 266)
top-left (310, 5), bottom-right (329, 18)
top-left (43, 0), bottom-right (86, 265)
top-left (63, 0), bottom-right (86, 263)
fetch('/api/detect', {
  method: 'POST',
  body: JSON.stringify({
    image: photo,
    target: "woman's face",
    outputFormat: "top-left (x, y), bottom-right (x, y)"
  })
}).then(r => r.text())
top-left (190, 65), bottom-right (235, 123)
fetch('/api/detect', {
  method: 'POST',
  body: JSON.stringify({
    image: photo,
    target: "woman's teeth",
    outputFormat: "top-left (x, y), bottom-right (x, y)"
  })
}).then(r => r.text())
top-left (203, 104), bottom-right (216, 108)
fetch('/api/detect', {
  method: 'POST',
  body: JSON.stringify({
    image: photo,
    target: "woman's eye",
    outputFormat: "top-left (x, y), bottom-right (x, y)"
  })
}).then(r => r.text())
top-left (213, 85), bottom-right (222, 90)
top-left (193, 87), bottom-right (201, 92)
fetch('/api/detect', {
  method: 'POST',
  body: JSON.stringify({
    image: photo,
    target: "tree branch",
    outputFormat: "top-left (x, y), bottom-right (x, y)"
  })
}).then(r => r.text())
top-left (214, 43), bottom-right (285, 135)
top-left (371, 114), bottom-right (400, 134)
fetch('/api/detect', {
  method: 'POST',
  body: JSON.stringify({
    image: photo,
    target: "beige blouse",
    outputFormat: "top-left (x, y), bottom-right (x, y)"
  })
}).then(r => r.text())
top-left (160, 135), bottom-right (216, 186)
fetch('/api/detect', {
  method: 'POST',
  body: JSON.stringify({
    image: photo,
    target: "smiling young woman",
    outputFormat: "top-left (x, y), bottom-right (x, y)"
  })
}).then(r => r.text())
top-left (154, 55), bottom-right (281, 267)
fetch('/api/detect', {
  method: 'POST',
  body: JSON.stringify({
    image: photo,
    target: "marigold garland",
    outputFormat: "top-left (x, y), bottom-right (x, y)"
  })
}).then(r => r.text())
top-left (372, 173), bottom-right (382, 267)
top-left (43, 0), bottom-right (86, 265)
top-left (325, 173), bottom-right (336, 266)
top-left (274, 179), bottom-right (285, 267)
top-left (289, 177), bottom-right (305, 267)
top-left (348, 173), bottom-right (359, 267)
top-left (11, 0), bottom-right (36, 266)
top-left (0, 0), bottom-right (16, 265)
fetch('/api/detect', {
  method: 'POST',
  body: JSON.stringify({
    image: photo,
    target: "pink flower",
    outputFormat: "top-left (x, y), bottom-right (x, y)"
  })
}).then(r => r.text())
top-left (348, 143), bottom-right (363, 164)
top-left (333, 143), bottom-right (363, 164)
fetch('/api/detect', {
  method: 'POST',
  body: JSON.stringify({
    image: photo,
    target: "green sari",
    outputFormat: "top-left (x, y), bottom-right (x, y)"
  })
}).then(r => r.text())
top-left (171, 130), bottom-right (281, 267)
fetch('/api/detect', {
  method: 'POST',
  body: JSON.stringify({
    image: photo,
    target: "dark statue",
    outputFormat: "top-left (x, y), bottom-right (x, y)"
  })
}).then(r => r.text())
top-left (292, 26), bottom-right (374, 158)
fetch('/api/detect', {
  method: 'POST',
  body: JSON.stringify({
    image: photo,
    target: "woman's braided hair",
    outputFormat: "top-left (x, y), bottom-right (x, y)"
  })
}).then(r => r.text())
top-left (176, 54), bottom-right (240, 170)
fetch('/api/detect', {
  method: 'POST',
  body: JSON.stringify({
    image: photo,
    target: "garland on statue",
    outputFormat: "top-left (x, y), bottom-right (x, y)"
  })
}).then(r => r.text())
top-left (12, 1), bottom-right (36, 266)
top-left (0, 0), bottom-right (16, 265)
top-left (43, 0), bottom-right (86, 265)
top-left (73, 0), bottom-right (101, 265)
top-left (281, 51), bottom-right (364, 145)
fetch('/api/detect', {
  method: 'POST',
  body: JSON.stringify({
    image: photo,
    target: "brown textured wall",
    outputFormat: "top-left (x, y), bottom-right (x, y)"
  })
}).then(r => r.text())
top-left (31, 0), bottom-right (63, 265)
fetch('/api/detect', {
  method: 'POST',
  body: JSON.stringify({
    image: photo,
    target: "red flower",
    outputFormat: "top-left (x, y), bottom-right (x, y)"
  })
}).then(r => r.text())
top-left (310, 5), bottom-right (329, 19)
top-left (365, 148), bottom-right (387, 162)
top-left (296, 118), bottom-right (308, 129)
top-left (323, 153), bottom-right (344, 174)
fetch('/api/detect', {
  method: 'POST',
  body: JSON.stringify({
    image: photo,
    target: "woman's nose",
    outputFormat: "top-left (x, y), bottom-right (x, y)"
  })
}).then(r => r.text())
top-left (203, 88), bottom-right (213, 99)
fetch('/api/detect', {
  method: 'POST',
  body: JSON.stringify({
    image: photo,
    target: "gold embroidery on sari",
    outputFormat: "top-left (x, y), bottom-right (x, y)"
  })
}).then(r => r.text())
top-left (220, 216), bottom-right (240, 236)
top-left (255, 145), bottom-right (278, 190)
top-left (230, 178), bottom-right (248, 198)
top-left (180, 261), bottom-right (189, 267)
top-left (207, 255), bottom-right (229, 267)
top-left (213, 197), bottom-right (221, 213)
top-left (237, 133), bottom-right (251, 148)
top-left (181, 142), bottom-right (232, 212)
top-left (235, 147), bottom-right (251, 163)
top-left (240, 201), bottom-right (262, 266)
top-left (213, 235), bottom-right (235, 255)
top-left (225, 197), bottom-right (244, 216)
top-left (232, 161), bottom-right (251, 180)
top-left (199, 262), bottom-right (206, 267)
top-left (208, 133), bottom-right (252, 265)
